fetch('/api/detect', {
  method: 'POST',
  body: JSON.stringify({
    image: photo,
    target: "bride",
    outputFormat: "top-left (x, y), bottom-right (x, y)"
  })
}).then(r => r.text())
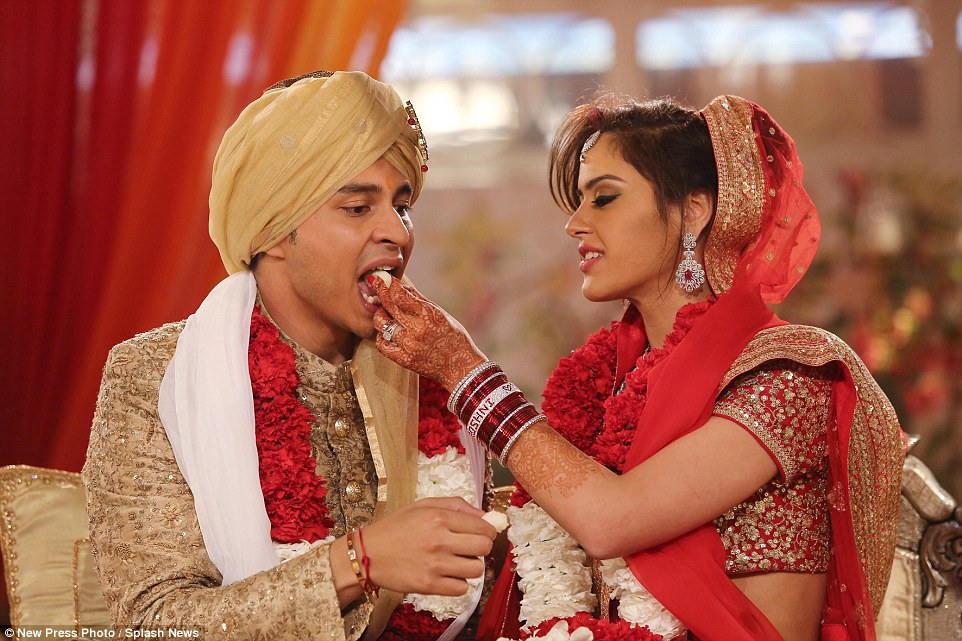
top-left (367, 92), bottom-right (904, 641)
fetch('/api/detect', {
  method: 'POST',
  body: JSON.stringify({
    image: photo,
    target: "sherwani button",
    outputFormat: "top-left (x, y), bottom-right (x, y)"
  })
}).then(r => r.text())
top-left (344, 481), bottom-right (362, 503)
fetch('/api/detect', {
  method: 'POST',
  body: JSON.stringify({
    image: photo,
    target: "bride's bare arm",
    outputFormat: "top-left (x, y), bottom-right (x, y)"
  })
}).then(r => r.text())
top-left (506, 418), bottom-right (774, 559)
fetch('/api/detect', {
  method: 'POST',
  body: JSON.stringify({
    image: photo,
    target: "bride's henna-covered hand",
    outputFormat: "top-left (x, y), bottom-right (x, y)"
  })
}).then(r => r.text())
top-left (368, 277), bottom-right (486, 390)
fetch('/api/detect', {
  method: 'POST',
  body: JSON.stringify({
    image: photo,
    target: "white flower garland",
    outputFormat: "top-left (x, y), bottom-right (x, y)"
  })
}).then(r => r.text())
top-left (403, 448), bottom-right (482, 620)
top-left (506, 503), bottom-right (596, 630)
top-left (598, 558), bottom-right (687, 639)
top-left (506, 502), bottom-right (686, 639)
top-left (499, 620), bottom-right (595, 641)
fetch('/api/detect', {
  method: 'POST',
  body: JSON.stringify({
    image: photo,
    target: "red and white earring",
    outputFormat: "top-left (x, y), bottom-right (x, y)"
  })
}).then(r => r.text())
top-left (675, 232), bottom-right (706, 293)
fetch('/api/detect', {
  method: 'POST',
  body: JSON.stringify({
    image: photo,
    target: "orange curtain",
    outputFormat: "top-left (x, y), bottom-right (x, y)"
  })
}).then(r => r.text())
top-left (1, 0), bottom-right (406, 473)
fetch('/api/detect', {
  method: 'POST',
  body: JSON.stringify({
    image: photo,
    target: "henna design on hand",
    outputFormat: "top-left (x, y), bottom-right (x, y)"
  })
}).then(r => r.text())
top-left (508, 423), bottom-right (600, 499)
top-left (372, 279), bottom-right (485, 389)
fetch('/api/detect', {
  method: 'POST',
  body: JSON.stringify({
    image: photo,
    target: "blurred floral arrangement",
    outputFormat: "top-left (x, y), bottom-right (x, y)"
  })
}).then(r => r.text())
top-left (777, 169), bottom-right (962, 498)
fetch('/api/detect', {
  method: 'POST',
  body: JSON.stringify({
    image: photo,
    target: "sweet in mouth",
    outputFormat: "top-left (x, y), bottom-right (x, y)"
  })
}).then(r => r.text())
top-left (359, 267), bottom-right (395, 305)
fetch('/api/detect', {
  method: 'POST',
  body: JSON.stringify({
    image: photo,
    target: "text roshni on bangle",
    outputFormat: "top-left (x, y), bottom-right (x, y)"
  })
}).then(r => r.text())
top-left (466, 382), bottom-right (522, 437)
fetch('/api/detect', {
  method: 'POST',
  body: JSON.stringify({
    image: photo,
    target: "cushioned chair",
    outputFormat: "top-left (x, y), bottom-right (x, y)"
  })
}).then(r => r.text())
top-left (0, 465), bottom-right (110, 628)
top-left (877, 448), bottom-right (962, 640)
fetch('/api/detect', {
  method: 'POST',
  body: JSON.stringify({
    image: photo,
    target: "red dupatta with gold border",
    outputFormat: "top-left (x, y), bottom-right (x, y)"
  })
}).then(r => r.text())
top-left (479, 283), bottom-right (903, 641)
top-left (617, 279), bottom-right (903, 640)
top-left (622, 96), bottom-right (903, 639)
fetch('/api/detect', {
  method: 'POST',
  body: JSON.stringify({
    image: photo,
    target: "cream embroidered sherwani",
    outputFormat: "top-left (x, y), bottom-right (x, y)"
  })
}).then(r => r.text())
top-left (82, 318), bottom-right (421, 640)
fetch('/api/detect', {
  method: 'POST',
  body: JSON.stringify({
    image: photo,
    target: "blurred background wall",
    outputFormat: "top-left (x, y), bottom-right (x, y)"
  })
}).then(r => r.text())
top-left (2, 0), bottom-right (960, 623)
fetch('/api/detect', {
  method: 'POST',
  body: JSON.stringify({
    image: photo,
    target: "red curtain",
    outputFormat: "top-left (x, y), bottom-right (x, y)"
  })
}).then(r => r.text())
top-left (0, 0), bottom-right (405, 616)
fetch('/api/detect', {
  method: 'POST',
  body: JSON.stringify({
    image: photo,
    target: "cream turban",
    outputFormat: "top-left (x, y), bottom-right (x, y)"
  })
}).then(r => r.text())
top-left (209, 71), bottom-right (427, 274)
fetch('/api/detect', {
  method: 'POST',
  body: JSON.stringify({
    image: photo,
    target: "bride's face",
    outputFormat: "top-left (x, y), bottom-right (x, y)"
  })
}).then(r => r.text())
top-left (565, 135), bottom-right (678, 306)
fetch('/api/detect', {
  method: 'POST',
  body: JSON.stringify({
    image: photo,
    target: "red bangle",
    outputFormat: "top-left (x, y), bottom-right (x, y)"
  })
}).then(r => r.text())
top-left (448, 361), bottom-right (499, 413)
top-left (474, 391), bottom-right (527, 444)
top-left (457, 371), bottom-right (508, 418)
top-left (465, 384), bottom-right (523, 440)
top-left (495, 413), bottom-right (545, 465)
top-left (357, 526), bottom-right (379, 598)
top-left (446, 360), bottom-right (543, 464)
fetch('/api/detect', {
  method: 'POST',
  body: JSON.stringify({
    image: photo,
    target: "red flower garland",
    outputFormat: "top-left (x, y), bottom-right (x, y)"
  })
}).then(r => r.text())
top-left (249, 305), bottom-right (469, 639)
top-left (510, 324), bottom-right (619, 508)
top-left (527, 612), bottom-right (665, 641)
top-left (380, 603), bottom-right (455, 641)
top-left (250, 305), bottom-right (334, 544)
top-left (512, 300), bottom-right (715, 640)
top-left (418, 376), bottom-right (466, 457)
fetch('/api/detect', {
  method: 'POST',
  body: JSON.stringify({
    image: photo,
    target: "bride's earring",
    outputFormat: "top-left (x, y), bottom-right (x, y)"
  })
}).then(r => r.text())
top-left (675, 232), bottom-right (706, 293)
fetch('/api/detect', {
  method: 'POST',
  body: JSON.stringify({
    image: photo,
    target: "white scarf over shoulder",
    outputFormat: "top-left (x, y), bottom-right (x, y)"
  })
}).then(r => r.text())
top-left (159, 271), bottom-right (274, 583)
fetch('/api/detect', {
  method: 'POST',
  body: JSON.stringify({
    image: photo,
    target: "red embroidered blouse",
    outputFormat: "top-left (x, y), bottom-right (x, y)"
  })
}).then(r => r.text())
top-left (536, 300), bottom-right (837, 578)
top-left (712, 360), bottom-right (837, 574)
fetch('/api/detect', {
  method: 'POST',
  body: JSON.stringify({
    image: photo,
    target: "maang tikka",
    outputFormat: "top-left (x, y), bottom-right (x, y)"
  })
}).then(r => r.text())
top-left (580, 130), bottom-right (601, 163)
top-left (675, 232), bottom-right (706, 293)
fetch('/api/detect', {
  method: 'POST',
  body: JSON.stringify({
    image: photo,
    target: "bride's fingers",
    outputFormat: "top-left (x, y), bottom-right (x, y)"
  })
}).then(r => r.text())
top-left (373, 308), bottom-right (394, 332)
top-left (372, 312), bottom-right (412, 362)
top-left (375, 328), bottom-right (408, 363)
top-left (372, 276), bottom-right (423, 317)
top-left (368, 276), bottom-right (400, 314)
top-left (400, 279), bottom-right (430, 303)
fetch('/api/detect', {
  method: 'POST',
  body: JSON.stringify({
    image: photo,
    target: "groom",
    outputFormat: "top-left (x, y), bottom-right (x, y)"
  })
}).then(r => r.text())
top-left (83, 71), bottom-right (494, 641)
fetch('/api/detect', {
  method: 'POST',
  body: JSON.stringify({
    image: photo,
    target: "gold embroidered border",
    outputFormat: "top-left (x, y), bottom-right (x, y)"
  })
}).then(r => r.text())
top-left (713, 403), bottom-right (797, 483)
top-left (0, 465), bottom-right (87, 627)
top-left (72, 538), bottom-right (87, 629)
top-left (702, 95), bottom-right (766, 296)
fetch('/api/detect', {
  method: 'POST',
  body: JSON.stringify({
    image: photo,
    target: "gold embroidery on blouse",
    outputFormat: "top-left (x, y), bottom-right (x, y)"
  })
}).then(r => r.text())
top-left (713, 362), bottom-right (833, 574)
top-left (719, 325), bottom-right (903, 613)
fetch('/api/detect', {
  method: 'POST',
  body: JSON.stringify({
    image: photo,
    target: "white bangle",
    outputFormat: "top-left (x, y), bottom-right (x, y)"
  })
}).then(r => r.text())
top-left (498, 414), bottom-right (545, 466)
top-left (466, 382), bottom-right (521, 437)
top-left (447, 361), bottom-right (499, 413)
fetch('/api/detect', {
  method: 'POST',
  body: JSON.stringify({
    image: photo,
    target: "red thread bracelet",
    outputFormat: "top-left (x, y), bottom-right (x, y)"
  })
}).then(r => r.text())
top-left (357, 526), bottom-right (379, 598)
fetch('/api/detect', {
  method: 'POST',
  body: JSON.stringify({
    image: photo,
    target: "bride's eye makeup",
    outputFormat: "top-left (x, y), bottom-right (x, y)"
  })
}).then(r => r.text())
top-left (592, 194), bottom-right (619, 208)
